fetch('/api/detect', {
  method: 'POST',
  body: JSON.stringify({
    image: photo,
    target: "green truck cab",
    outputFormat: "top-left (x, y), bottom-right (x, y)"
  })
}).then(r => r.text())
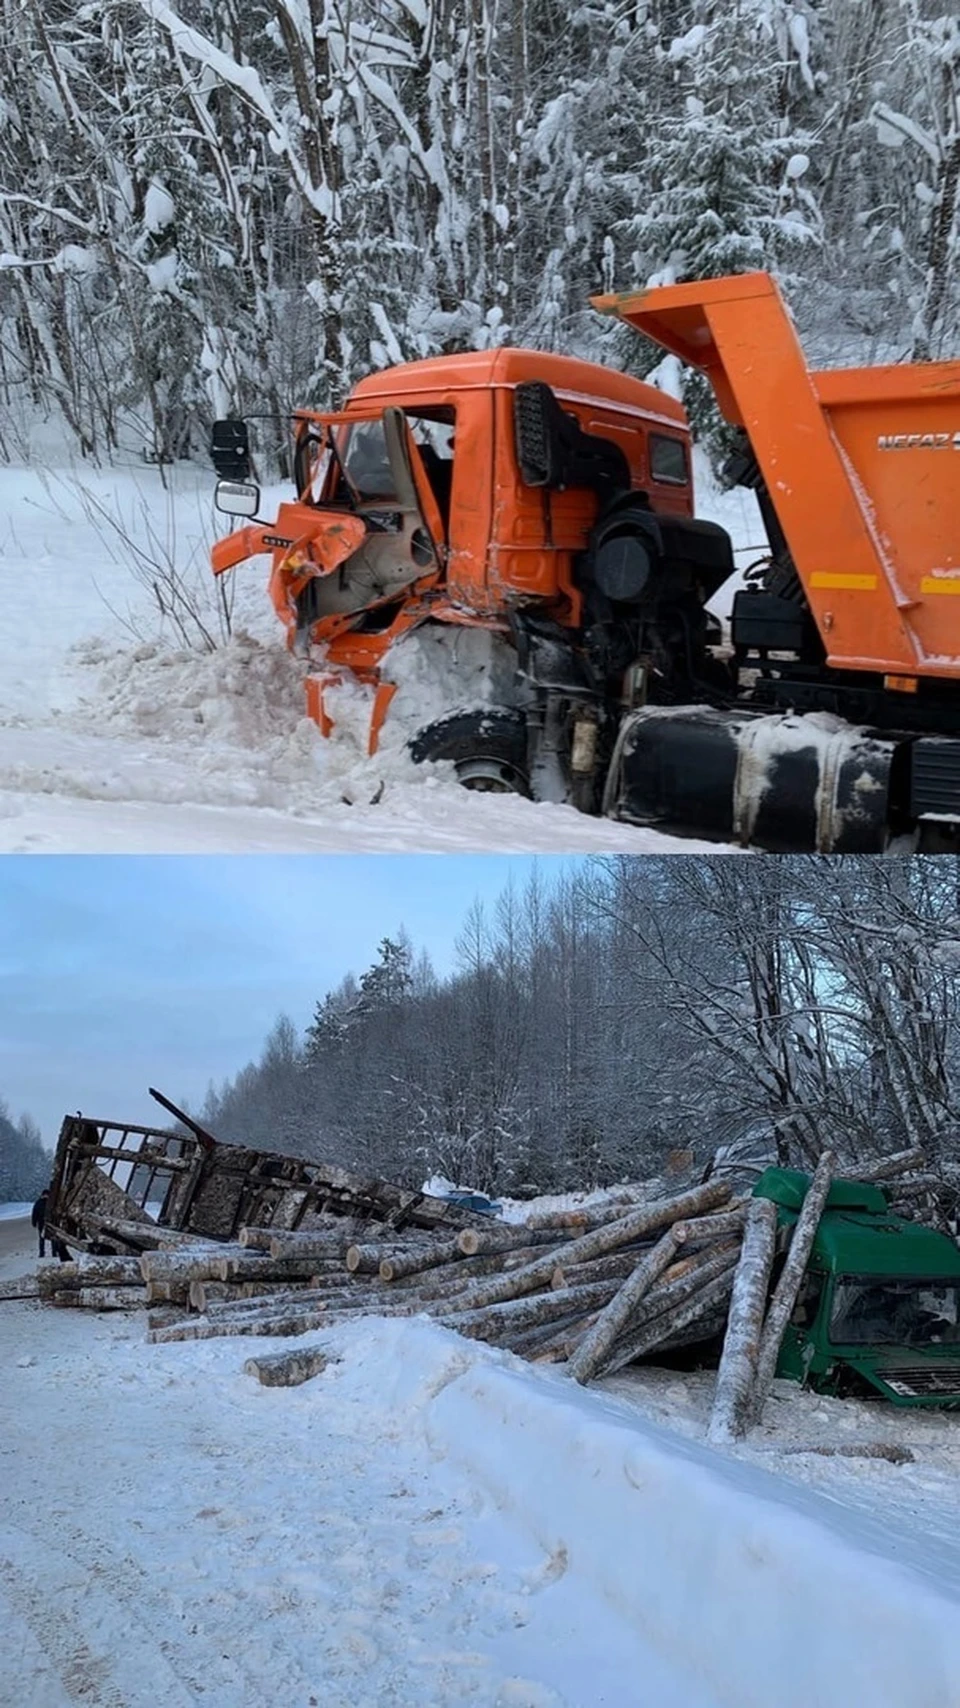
top-left (754, 1167), bottom-right (960, 1407)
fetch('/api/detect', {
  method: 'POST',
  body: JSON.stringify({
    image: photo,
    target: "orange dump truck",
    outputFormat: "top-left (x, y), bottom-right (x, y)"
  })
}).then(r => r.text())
top-left (211, 271), bottom-right (960, 851)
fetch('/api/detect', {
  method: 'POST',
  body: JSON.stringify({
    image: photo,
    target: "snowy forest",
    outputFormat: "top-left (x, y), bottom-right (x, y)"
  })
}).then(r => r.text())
top-left (198, 856), bottom-right (960, 1194)
top-left (1, 0), bottom-right (958, 466)
top-left (0, 1101), bottom-right (50, 1202)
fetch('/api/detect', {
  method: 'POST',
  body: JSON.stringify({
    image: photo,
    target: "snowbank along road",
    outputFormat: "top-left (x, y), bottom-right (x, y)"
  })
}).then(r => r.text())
top-left (0, 462), bottom-right (758, 853)
top-left (3, 1220), bottom-right (960, 1708)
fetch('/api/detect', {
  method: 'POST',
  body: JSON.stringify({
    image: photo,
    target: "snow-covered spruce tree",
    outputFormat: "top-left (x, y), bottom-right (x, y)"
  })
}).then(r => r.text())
top-left (303, 976), bottom-right (360, 1062)
top-left (348, 0), bottom-right (553, 362)
top-left (620, 0), bottom-right (822, 459)
top-left (625, 0), bottom-right (823, 284)
top-left (356, 935), bottom-right (414, 1015)
top-left (516, 2), bottom-right (660, 357)
top-left (871, 3), bottom-right (960, 360)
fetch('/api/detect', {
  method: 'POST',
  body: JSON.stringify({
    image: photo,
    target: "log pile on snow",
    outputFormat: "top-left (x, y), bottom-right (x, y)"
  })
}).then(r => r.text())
top-left (10, 1141), bottom-right (946, 1428)
top-left (132, 1179), bottom-right (744, 1360)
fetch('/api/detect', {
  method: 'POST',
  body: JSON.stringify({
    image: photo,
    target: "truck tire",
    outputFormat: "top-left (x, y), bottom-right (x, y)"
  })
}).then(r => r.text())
top-left (409, 708), bottom-right (530, 795)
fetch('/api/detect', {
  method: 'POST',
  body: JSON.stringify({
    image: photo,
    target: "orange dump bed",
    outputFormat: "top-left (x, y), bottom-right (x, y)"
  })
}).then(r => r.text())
top-left (593, 272), bottom-right (960, 681)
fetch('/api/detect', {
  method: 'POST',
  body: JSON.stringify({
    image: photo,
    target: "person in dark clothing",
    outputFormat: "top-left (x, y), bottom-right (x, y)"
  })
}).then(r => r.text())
top-left (31, 1189), bottom-right (49, 1257)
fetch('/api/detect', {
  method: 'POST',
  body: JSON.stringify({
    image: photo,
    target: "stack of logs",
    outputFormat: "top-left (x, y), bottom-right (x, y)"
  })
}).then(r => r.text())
top-left (4, 1181), bottom-right (742, 1359)
top-left (6, 1146), bottom-right (929, 1436)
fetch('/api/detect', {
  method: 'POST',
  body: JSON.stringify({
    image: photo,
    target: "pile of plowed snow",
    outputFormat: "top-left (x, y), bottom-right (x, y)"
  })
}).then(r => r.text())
top-left (74, 633), bottom-right (307, 746)
top-left (0, 454), bottom-right (758, 850)
top-left (3, 1222), bottom-right (959, 1708)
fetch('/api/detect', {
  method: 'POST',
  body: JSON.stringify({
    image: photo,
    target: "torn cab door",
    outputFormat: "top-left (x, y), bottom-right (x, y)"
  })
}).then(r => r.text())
top-left (382, 405), bottom-right (447, 567)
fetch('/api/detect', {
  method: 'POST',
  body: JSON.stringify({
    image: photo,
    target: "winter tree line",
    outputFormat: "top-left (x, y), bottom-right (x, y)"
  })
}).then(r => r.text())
top-left (0, 1101), bottom-right (50, 1203)
top-left (1, 1), bottom-right (957, 465)
top-left (198, 856), bottom-right (960, 1195)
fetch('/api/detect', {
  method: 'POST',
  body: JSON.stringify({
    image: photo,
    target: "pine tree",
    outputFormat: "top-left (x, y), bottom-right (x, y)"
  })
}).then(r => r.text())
top-left (621, 0), bottom-right (822, 454)
top-left (357, 935), bottom-right (414, 1014)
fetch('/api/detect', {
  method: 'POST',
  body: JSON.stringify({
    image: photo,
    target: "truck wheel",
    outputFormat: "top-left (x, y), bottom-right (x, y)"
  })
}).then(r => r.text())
top-left (409, 708), bottom-right (530, 795)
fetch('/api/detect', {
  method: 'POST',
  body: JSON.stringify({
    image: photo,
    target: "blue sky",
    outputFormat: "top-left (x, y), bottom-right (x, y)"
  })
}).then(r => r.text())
top-left (0, 855), bottom-right (586, 1149)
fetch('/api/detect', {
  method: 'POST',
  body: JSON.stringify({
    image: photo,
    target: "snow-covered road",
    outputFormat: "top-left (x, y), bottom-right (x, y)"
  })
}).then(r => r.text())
top-left (4, 1221), bottom-right (960, 1708)
top-left (0, 1223), bottom-right (715, 1708)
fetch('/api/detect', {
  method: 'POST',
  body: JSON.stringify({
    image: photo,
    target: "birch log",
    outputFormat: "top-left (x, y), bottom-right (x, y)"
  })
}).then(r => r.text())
top-left (592, 1241), bottom-right (742, 1378)
top-left (52, 1284), bottom-right (148, 1304)
top-left (146, 1307), bottom-right (190, 1331)
top-left (455, 1225), bottom-right (573, 1257)
top-left (445, 1183), bottom-right (730, 1316)
top-left (204, 1286), bottom-right (346, 1319)
top-left (266, 1224), bottom-right (369, 1260)
top-left (520, 1208), bottom-right (600, 1232)
top-left (40, 1257), bottom-right (145, 1290)
top-left (405, 1245), bottom-right (547, 1302)
top-left (521, 1189), bottom-right (649, 1232)
top-left (244, 1346), bottom-right (329, 1387)
top-left (603, 1262), bottom-right (741, 1377)
top-left (405, 1261), bottom-right (516, 1305)
top-left (189, 1278), bottom-right (317, 1312)
top-left (670, 1206), bottom-right (748, 1245)
top-left (707, 1197), bottom-right (778, 1445)
top-left (268, 1234), bottom-right (352, 1262)
top-left (567, 1230), bottom-right (682, 1385)
top-left (527, 1314), bottom-right (601, 1363)
top-left (549, 1250), bottom-right (644, 1290)
top-left (215, 1255), bottom-right (325, 1283)
top-left (140, 1245), bottom-right (247, 1284)
top-left (67, 1286), bottom-right (149, 1310)
top-left (440, 1278), bottom-right (623, 1345)
top-left (148, 1306), bottom-right (330, 1344)
top-left (98, 1219), bottom-right (216, 1249)
top-left (751, 1153), bottom-right (834, 1424)
top-left (378, 1236), bottom-right (465, 1282)
top-left (345, 1243), bottom-right (410, 1274)
top-left (848, 1147), bottom-right (926, 1183)
top-left (237, 1226), bottom-right (278, 1250)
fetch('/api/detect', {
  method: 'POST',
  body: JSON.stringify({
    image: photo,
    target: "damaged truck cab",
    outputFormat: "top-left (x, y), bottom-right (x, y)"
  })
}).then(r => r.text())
top-left (212, 269), bottom-right (960, 849)
top-left (754, 1168), bottom-right (960, 1407)
top-left (211, 348), bottom-right (732, 803)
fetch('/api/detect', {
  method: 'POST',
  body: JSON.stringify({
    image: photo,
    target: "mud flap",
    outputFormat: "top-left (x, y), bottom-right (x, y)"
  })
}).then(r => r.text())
top-left (603, 706), bottom-right (895, 852)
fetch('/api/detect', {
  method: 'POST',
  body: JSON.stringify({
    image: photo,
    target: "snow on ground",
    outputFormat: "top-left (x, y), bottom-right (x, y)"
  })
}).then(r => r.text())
top-left (3, 1218), bottom-right (960, 1708)
top-left (0, 454), bottom-right (757, 853)
top-left (599, 1364), bottom-right (960, 1603)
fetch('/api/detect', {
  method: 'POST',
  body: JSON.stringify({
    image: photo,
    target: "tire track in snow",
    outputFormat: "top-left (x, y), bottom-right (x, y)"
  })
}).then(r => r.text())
top-left (0, 1521), bottom-right (195, 1707)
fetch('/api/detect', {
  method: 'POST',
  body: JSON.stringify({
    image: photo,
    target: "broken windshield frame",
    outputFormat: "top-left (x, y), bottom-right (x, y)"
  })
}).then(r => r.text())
top-left (293, 409), bottom-right (456, 515)
top-left (829, 1276), bottom-right (960, 1348)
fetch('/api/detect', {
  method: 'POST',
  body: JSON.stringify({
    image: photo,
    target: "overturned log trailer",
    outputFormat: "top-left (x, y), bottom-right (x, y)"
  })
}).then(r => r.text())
top-left (44, 1088), bottom-right (492, 1256)
top-left (35, 1110), bottom-right (960, 1436)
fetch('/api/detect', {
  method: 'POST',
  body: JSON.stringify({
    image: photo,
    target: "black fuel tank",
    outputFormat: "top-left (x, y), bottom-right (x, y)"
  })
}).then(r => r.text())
top-left (602, 706), bottom-right (895, 853)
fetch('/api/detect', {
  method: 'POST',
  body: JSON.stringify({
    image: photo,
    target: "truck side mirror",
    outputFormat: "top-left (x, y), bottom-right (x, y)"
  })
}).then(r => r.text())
top-left (514, 382), bottom-right (561, 487)
top-left (215, 479), bottom-right (261, 518)
top-left (211, 418), bottom-right (251, 482)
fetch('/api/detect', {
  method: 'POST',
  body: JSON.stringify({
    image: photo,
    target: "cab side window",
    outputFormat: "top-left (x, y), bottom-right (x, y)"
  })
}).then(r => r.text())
top-left (407, 411), bottom-right (456, 529)
top-left (650, 434), bottom-right (688, 486)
